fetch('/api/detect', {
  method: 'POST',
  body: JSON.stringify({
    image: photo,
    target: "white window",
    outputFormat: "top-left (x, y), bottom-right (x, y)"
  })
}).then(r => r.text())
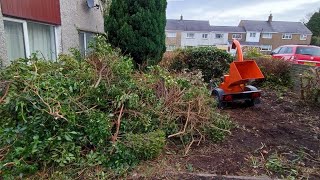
top-left (262, 33), bottom-right (272, 39)
top-left (232, 34), bottom-right (242, 39)
top-left (202, 33), bottom-right (208, 39)
top-left (300, 34), bottom-right (307, 40)
top-left (4, 18), bottom-right (56, 61)
top-left (186, 33), bottom-right (195, 38)
top-left (166, 32), bottom-right (177, 38)
top-left (282, 33), bottom-right (292, 39)
top-left (215, 34), bottom-right (223, 39)
top-left (79, 31), bottom-right (96, 56)
top-left (166, 45), bottom-right (176, 51)
top-left (260, 45), bottom-right (272, 51)
top-left (250, 33), bottom-right (256, 37)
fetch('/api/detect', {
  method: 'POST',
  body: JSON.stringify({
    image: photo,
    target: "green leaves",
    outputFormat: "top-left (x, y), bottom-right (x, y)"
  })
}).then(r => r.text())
top-left (169, 47), bottom-right (233, 82)
top-left (105, 0), bottom-right (167, 65)
top-left (0, 36), bottom-right (232, 178)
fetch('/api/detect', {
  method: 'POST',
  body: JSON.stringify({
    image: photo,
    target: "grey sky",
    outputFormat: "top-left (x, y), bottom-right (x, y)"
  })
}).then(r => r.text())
top-left (166, 0), bottom-right (320, 25)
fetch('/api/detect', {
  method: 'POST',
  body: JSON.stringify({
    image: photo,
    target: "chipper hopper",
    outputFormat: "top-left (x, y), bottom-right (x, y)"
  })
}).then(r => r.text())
top-left (212, 40), bottom-right (264, 108)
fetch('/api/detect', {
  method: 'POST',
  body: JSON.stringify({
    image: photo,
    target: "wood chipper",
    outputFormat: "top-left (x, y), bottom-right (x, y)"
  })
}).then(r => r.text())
top-left (212, 39), bottom-right (265, 108)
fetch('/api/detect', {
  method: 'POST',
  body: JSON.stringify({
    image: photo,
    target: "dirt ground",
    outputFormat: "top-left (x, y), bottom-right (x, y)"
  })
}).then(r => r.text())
top-left (131, 89), bottom-right (320, 179)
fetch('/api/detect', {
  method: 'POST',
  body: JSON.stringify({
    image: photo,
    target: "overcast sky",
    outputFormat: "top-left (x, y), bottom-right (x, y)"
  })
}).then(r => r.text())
top-left (166, 0), bottom-right (320, 26)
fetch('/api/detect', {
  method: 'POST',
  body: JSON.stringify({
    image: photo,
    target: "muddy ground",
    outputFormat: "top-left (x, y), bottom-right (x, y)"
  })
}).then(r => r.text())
top-left (131, 90), bottom-right (320, 179)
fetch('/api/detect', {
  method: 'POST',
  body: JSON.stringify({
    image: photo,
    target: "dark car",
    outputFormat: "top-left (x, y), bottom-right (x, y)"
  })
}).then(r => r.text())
top-left (271, 45), bottom-right (320, 67)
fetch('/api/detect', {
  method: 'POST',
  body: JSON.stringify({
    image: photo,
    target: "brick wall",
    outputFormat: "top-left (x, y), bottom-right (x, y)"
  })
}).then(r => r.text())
top-left (166, 31), bottom-right (182, 48)
top-left (260, 34), bottom-right (311, 50)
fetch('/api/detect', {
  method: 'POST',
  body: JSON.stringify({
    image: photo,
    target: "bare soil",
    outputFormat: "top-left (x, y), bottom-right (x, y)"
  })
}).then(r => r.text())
top-left (131, 89), bottom-right (320, 179)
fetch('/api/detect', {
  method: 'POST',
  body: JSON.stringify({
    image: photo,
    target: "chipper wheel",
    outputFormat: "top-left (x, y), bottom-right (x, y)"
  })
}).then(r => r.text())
top-left (212, 88), bottom-right (226, 109)
top-left (245, 85), bottom-right (260, 107)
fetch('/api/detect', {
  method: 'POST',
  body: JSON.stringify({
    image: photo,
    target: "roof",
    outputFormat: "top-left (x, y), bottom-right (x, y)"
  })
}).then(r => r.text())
top-left (240, 20), bottom-right (312, 34)
top-left (166, 19), bottom-right (211, 31)
top-left (211, 26), bottom-right (246, 33)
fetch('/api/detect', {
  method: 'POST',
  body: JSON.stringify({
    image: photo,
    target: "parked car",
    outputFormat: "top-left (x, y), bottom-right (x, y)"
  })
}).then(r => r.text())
top-left (271, 45), bottom-right (320, 67)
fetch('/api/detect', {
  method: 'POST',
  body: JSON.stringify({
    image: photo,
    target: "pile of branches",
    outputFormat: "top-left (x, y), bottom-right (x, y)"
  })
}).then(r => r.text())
top-left (0, 36), bottom-right (232, 178)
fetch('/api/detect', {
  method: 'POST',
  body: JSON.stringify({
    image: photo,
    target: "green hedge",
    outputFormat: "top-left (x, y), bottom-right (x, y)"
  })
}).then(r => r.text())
top-left (169, 47), bottom-right (233, 82)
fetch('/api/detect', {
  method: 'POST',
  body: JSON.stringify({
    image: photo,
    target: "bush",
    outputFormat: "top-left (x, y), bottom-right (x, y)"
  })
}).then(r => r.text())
top-left (301, 67), bottom-right (320, 104)
top-left (0, 36), bottom-right (232, 178)
top-left (243, 46), bottom-right (269, 59)
top-left (253, 57), bottom-right (292, 89)
top-left (167, 47), bottom-right (233, 82)
top-left (311, 36), bottom-right (320, 46)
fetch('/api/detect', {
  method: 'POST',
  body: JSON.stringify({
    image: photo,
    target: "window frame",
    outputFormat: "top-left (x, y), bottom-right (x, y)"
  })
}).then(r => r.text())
top-left (186, 33), bottom-right (195, 39)
top-left (79, 31), bottom-right (97, 56)
top-left (3, 17), bottom-right (57, 60)
top-left (202, 33), bottom-right (208, 39)
top-left (166, 45), bottom-right (176, 51)
top-left (262, 33), bottom-right (273, 39)
top-left (282, 33), bottom-right (292, 40)
top-left (249, 32), bottom-right (256, 38)
top-left (260, 45), bottom-right (272, 51)
top-left (215, 33), bottom-right (223, 39)
top-left (300, 34), bottom-right (307, 40)
top-left (232, 34), bottom-right (242, 39)
top-left (166, 32), bottom-right (177, 38)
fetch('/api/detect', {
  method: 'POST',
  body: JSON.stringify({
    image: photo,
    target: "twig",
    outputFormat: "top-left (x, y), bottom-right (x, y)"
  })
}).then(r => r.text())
top-left (184, 137), bottom-right (195, 156)
top-left (111, 104), bottom-right (124, 143)
top-left (168, 102), bottom-right (191, 138)
top-left (94, 64), bottom-right (107, 88)
top-left (76, 105), bottom-right (98, 114)
top-left (0, 82), bottom-right (11, 104)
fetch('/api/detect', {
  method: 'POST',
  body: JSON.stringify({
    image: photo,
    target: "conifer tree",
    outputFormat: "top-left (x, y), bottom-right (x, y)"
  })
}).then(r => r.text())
top-left (105, 0), bottom-right (167, 65)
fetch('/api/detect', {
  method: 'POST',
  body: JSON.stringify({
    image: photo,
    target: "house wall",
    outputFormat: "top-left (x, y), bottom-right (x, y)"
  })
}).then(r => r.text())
top-left (181, 32), bottom-right (213, 47)
top-left (212, 32), bottom-right (229, 45)
top-left (59, 0), bottom-right (104, 53)
top-left (165, 31), bottom-right (182, 48)
top-left (0, 3), bottom-right (8, 67)
top-left (246, 31), bottom-right (261, 42)
top-left (180, 32), bottom-right (228, 47)
top-left (260, 33), bottom-right (312, 50)
top-left (228, 33), bottom-right (246, 42)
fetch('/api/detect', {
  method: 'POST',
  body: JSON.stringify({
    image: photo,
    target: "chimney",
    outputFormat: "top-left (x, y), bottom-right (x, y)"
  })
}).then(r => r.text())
top-left (268, 14), bottom-right (273, 22)
top-left (180, 15), bottom-right (183, 20)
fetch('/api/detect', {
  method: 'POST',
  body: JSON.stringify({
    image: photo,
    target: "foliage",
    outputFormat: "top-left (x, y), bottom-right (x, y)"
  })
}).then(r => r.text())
top-left (167, 47), bottom-right (233, 83)
top-left (0, 36), bottom-right (231, 178)
top-left (243, 47), bottom-right (265, 59)
top-left (311, 36), bottom-right (320, 46)
top-left (301, 67), bottom-right (320, 104)
top-left (105, 0), bottom-right (167, 66)
top-left (306, 9), bottom-right (320, 37)
top-left (253, 57), bottom-right (292, 89)
top-left (265, 153), bottom-right (298, 179)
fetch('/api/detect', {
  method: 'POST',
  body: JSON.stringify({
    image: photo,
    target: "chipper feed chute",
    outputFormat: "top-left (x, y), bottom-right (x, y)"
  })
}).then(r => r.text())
top-left (212, 40), bottom-right (265, 108)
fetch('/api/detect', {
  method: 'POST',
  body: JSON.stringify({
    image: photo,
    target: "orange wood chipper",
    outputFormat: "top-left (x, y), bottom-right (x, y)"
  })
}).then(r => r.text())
top-left (212, 39), bottom-right (265, 108)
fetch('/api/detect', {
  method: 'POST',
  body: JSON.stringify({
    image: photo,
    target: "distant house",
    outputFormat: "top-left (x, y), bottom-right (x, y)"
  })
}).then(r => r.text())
top-left (211, 26), bottom-right (246, 50)
top-left (239, 14), bottom-right (312, 52)
top-left (0, 0), bottom-right (104, 67)
top-left (165, 14), bottom-right (312, 52)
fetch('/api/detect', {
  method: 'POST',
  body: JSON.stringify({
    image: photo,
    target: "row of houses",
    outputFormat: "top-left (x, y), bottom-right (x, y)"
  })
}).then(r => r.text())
top-left (0, 0), bottom-right (104, 67)
top-left (165, 14), bottom-right (313, 52)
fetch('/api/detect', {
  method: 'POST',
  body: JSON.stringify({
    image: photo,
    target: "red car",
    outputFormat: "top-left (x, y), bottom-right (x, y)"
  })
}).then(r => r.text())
top-left (271, 45), bottom-right (320, 67)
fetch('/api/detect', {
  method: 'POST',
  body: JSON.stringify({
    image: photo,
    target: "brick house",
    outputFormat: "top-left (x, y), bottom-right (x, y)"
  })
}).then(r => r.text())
top-left (165, 16), bottom-right (213, 51)
top-left (0, 0), bottom-right (104, 67)
top-left (165, 14), bottom-right (312, 52)
top-left (238, 14), bottom-right (312, 52)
